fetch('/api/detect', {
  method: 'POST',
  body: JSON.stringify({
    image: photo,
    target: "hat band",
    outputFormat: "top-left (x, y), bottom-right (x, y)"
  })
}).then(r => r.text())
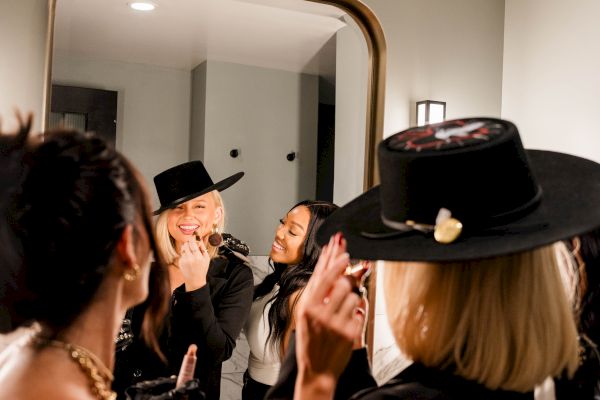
top-left (363, 185), bottom-right (544, 241)
top-left (382, 185), bottom-right (543, 231)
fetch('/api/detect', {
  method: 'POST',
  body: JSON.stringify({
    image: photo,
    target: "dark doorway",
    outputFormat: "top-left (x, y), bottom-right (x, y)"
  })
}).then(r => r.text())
top-left (316, 102), bottom-right (335, 202)
top-left (50, 85), bottom-right (117, 145)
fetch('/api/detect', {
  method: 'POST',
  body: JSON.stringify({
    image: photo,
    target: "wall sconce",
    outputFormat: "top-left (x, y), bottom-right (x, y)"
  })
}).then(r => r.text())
top-left (416, 100), bottom-right (446, 126)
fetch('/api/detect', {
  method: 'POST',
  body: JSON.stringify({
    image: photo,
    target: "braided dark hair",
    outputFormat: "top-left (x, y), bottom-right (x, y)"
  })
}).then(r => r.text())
top-left (254, 200), bottom-right (338, 355)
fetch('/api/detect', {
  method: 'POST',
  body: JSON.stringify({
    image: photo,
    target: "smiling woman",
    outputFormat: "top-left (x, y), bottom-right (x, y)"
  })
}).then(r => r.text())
top-left (113, 160), bottom-right (254, 400)
top-left (243, 200), bottom-right (338, 400)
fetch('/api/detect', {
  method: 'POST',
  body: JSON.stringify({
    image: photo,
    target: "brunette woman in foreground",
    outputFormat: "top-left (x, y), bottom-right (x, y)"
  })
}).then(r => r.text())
top-left (0, 121), bottom-right (168, 400)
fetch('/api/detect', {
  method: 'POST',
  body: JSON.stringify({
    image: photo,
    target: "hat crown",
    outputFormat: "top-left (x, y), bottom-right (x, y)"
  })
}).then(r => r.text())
top-left (379, 118), bottom-right (540, 229)
top-left (153, 161), bottom-right (215, 210)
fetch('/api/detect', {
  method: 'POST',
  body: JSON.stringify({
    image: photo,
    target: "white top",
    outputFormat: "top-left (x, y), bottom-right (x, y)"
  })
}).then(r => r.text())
top-left (244, 284), bottom-right (281, 385)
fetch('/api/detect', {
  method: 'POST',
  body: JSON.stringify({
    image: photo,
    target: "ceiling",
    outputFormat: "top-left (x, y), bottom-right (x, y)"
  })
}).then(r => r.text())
top-left (53, 0), bottom-right (346, 77)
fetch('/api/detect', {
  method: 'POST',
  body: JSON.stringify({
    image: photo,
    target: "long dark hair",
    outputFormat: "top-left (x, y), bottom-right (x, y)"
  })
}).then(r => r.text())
top-left (0, 118), bottom-right (31, 332)
top-left (254, 200), bottom-right (338, 354)
top-left (0, 125), bottom-right (169, 354)
top-left (556, 228), bottom-right (600, 399)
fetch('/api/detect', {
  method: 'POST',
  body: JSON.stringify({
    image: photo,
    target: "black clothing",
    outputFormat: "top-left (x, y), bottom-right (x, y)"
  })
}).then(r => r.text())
top-left (266, 334), bottom-right (533, 400)
top-left (266, 333), bottom-right (376, 400)
top-left (242, 371), bottom-right (271, 400)
top-left (554, 334), bottom-right (600, 399)
top-left (114, 250), bottom-right (254, 400)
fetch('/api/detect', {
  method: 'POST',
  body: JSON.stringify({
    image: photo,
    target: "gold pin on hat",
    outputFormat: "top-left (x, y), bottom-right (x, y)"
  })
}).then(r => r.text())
top-left (434, 217), bottom-right (463, 244)
top-left (432, 208), bottom-right (463, 244)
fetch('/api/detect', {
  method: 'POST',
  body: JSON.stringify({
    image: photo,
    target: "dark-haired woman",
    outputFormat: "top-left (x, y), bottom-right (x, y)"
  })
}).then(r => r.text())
top-left (242, 200), bottom-right (338, 400)
top-left (0, 121), bottom-right (169, 400)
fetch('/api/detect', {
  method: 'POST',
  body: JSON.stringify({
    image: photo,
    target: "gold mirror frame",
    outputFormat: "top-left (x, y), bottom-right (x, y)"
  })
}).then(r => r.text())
top-left (308, 0), bottom-right (387, 359)
top-left (42, 0), bottom-right (387, 358)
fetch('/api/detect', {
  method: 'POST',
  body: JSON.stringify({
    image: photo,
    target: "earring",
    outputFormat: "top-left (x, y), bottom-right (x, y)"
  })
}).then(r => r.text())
top-left (123, 263), bottom-right (141, 282)
top-left (208, 224), bottom-right (223, 247)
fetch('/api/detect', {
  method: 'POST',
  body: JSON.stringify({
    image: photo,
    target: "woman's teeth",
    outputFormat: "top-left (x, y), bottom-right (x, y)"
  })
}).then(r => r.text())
top-left (179, 225), bottom-right (199, 234)
top-left (272, 242), bottom-right (285, 251)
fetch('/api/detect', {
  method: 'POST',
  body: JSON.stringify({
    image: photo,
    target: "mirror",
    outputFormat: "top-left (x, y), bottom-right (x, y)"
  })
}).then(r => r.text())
top-left (46, 0), bottom-right (384, 398)
top-left (48, 0), bottom-right (383, 256)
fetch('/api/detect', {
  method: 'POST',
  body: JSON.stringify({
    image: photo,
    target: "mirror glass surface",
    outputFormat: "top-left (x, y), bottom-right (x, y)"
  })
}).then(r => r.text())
top-left (51, 0), bottom-right (368, 257)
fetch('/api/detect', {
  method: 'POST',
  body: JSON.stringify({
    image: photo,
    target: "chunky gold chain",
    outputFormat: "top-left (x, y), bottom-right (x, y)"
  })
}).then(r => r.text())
top-left (32, 336), bottom-right (116, 400)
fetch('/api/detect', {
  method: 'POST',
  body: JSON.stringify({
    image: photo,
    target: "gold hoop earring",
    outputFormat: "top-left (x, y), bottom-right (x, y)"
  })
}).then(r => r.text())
top-left (123, 263), bottom-right (140, 282)
top-left (208, 224), bottom-right (223, 247)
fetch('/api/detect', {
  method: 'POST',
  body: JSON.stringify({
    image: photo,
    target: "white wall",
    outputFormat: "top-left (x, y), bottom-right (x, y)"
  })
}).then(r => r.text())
top-left (502, 0), bottom-right (600, 163)
top-left (0, 0), bottom-right (49, 131)
top-left (334, 17), bottom-right (368, 206)
top-left (363, 0), bottom-right (505, 137)
top-left (52, 53), bottom-right (191, 205)
top-left (199, 61), bottom-right (318, 255)
top-left (190, 62), bottom-right (207, 162)
top-left (332, 0), bottom-right (505, 203)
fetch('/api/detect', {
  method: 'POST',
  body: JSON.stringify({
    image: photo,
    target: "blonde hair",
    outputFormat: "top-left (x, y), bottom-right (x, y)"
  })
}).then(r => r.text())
top-left (155, 190), bottom-right (226, 264)
top-left (383, 245), bottom-right (579, 392)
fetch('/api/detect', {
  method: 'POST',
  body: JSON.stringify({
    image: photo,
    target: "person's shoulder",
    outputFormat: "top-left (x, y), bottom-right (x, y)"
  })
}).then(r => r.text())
top-left (214, 252), bottom-right (253, 287)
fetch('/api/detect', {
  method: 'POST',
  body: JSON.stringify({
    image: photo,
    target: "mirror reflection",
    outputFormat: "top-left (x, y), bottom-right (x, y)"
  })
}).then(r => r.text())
top-left (49, 1), bottom-right (369, 399)
top-left (50, 0), bottom-right (367, 256)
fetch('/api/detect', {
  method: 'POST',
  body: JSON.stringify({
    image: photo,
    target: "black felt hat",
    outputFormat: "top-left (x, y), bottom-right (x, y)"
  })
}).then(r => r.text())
top-left (317, 118), bottom-right (600, 261)
top-left (153, 161), bottom-right (243, 215)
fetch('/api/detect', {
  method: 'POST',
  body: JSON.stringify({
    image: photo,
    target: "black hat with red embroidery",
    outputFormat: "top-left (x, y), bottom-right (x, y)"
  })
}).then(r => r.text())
top-left (317, 117), bottom-right (600, 261)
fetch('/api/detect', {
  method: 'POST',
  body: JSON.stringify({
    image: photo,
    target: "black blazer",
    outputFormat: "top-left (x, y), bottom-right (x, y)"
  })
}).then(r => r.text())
top-left (113, 250), bottom-right (254, 400)
top-left (266, 334), bottom-right (534, 400)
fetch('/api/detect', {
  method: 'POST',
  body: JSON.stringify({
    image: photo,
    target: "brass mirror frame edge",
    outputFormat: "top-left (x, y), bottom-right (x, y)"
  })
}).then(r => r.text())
top-left (42, 0), bottom-right (57, 131)
top-left (42, 0), bottom-right (387, 361)
top-left (308, 0), bottom-right (387, 191)
top-left (308, 0), bottom-right (386, 364)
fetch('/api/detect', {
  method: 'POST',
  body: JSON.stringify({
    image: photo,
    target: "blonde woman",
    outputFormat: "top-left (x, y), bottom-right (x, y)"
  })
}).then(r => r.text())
top-left (268, 118), bottom-right (600, 399)
top-left (114, 161), bottom-right (253, 400)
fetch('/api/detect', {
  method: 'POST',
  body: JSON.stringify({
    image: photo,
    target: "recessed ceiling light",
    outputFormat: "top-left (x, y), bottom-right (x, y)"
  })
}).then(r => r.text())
top-left (129, 2), bottom-right (156, 11)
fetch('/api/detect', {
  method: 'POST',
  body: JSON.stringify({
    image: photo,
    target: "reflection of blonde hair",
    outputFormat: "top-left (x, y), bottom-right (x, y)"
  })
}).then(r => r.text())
top-left (384, 245), bottom-right (579, 392)
top-left (155, 190), bottom-right (226, 264)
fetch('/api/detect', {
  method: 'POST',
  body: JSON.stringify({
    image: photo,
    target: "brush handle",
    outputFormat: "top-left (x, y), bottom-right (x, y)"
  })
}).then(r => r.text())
top-left (176, 344), bottom-right (197, 388)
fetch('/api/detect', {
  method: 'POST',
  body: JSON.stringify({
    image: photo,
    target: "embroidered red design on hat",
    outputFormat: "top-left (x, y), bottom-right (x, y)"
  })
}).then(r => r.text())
top-left (388, 119), bottom-right (503, 152)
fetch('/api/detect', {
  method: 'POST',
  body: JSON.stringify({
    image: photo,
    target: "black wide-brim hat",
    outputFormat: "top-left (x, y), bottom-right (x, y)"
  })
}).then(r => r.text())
top-left (317, 118), bottom-right (600, 261)
top-left (153, 161), bottom-right (243, 215)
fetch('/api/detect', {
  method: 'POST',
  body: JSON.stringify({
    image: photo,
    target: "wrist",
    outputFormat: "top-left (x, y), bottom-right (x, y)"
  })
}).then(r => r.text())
top-left (185, 279), bottom-right (207, 292)
top-left (295, 367), bottom-right (336, 400)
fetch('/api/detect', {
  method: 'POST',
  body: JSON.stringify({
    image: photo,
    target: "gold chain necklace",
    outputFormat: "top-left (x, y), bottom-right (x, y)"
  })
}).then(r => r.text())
top-left (32, 336), bottom-right (116, 400)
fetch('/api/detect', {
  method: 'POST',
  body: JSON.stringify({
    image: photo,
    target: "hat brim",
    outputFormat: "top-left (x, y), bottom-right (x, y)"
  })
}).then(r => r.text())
top-left (317, 150), bottom-right (600, 261)
top-left (153, 171), bottom-right (244, 215)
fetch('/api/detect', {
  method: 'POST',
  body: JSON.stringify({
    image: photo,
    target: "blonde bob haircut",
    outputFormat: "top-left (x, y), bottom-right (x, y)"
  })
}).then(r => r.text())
top-left (384, 244), bottom-right (579, 392)
top-left (155, 190), bottom-right (226, 264)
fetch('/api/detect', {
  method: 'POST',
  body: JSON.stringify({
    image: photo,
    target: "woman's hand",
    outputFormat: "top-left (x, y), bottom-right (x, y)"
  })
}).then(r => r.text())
top-left (293, 233), bottom-right (366, 400)
top-left (176, 236), bottom-right (211, 292)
